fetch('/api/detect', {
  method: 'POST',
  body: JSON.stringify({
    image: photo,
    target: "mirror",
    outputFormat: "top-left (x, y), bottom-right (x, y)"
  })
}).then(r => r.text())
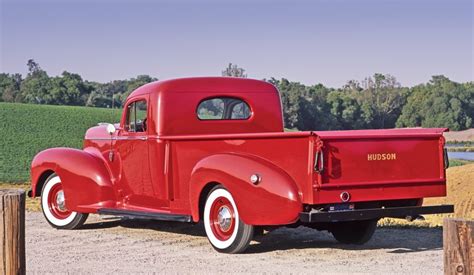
top-left (106, 123), bottom-right (116, 135)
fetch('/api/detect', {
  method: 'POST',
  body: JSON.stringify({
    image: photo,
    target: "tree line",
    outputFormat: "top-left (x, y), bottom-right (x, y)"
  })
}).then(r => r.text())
top-left (1, 60), bottom-right (473, 131)
top-left (0, 60), bottom-right (157, 108)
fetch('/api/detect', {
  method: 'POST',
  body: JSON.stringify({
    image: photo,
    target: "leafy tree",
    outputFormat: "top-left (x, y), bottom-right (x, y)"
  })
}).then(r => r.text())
top-left (0, 73), bottom-right (22, 102)
top-left (27, 59), bottom-right (42, 76)
top-left (397, 76), bottom-right (473, 130)
top-left (86, 80), bottom-right (127, 108)
top-left (305, 84), bottom-right (340, 130)
top-left (327, 89), bottom-right (364, 129)
top-left (270, 78), bottom-right (338, 130)
top-left (85, 75), bottom-right (157, 108)
top-left (49, 72), bottom-right (91, 105)
top-left (359, 73), bottom-right (407, 128)
top-left (86, 91), bottom-right (115, 108)
top-left (270, 78), bottom-right (303, 129)
top-left (222, 63), bottom-right (247, 78)
top-left (20, 60), bottom-right (53, 104)
top-left (464, 82), bottom-right (474, 124)
top-left (342, 79), bottom-right (363, 92)
top-left (123, 75), bottom-right (158, 99)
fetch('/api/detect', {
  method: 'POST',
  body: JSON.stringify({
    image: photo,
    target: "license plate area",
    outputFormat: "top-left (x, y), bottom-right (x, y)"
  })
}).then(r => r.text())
top-left (328, 203), bottom-right (355, 212)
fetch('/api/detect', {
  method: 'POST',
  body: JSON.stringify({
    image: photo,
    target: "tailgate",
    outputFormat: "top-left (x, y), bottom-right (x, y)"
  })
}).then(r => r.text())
top-left (313, 128), bottom-right (448, 191)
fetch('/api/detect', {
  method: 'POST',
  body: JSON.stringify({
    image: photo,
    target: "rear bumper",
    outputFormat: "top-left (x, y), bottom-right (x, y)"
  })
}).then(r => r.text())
top-left (299, 204), bottom-right (454, 223)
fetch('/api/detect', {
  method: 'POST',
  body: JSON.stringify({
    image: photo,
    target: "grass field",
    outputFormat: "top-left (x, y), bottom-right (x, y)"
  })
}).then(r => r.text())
top-left (0, 102), bottom-right (121, 182)
top-left (449, 159), bottom-right (473, 167)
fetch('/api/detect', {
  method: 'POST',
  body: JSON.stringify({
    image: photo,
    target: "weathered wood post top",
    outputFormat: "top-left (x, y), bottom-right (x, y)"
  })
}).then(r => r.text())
top-left (0, 189), bottom-right (26, 275)
top-left (443, 218), bottom-right (473, 275)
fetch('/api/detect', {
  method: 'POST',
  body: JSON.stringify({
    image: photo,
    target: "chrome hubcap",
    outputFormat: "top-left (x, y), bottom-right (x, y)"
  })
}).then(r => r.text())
top-left (217, 206), bottom-right (232, 232)
top-left (56, 191), bottom-right (66, 211)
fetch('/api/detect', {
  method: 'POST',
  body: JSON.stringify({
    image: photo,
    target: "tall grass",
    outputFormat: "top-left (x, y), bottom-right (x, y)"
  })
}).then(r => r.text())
top-left (0, 102), bottom-right (121, 182)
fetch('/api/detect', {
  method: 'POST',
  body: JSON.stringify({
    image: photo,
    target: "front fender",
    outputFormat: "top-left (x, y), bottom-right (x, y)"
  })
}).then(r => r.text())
top-left (31, 147), bottom-right (116, 212)
top-left (189, 153), bottom-right (302, 225)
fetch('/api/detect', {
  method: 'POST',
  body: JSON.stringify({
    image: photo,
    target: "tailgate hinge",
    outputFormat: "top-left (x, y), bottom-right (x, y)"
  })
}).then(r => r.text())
top-left (314, 137), bottom-right (324, 173)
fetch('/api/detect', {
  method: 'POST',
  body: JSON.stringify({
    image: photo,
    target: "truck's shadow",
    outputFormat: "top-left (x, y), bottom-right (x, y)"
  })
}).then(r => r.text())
top-left (80, 217), bottom-right (207, 237)
top-left (246, 227), bottom-right (443, 254)
top-left (80, 217), bottom-right (442, 254)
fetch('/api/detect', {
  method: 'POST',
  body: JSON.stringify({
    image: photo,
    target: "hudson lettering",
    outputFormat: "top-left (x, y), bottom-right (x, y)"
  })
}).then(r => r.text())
top-left (367, 153), bottom-right (397, 161)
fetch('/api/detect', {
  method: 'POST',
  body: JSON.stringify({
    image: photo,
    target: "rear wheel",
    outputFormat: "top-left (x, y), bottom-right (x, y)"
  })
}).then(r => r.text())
top-left (330, 219), bottom-right (378, 245)
top-left (41, 173), bottom-right (88, 229)
top-left (203, 186), bottom-right (254, 253)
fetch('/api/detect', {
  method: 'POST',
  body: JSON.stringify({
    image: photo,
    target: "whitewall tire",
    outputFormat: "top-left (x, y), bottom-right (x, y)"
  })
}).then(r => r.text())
top-left (203, 186), bottom-right (254, 253)
top-left (41, 173), bottom-right (88, 229)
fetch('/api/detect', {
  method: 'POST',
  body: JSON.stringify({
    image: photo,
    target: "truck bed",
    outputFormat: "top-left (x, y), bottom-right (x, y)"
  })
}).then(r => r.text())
top-left (163, 127), bottom-right (448, 207)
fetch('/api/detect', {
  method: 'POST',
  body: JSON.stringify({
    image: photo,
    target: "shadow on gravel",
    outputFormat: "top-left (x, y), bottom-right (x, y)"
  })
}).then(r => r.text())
top-left (247, 227), bottom-right (443, 254)
top-left (79, 217), bottom-right (443, 254)
top-left (120, 219), bottom-right (208, 237)
top-left (80, 217), bottom-right (208, 237)
top-left (79, 220), bottom-right (123, 230)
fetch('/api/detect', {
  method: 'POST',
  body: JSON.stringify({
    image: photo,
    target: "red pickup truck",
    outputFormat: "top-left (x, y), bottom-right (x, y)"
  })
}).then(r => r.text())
top-left (30, 77), bottom-right (453, 253)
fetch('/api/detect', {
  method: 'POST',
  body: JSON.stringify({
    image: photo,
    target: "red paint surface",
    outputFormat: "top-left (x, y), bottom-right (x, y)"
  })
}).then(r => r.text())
top-left (30, 77), bottom-right (448, 226)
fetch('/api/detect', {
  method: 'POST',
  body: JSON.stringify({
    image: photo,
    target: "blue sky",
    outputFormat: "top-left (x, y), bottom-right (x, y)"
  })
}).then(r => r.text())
top-left (1, 0), bottom-right (472, 87)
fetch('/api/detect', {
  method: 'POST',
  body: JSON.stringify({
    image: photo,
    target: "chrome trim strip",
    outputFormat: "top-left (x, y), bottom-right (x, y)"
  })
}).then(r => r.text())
top-left (86, 136), bottom-right (148, 141)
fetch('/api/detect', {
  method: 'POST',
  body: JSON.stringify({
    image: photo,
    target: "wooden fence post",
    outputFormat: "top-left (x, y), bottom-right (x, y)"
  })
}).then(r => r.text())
top-left (443, 218), bottom-right (473, 275)
top-left (0, 189), bottom-right (26, 275)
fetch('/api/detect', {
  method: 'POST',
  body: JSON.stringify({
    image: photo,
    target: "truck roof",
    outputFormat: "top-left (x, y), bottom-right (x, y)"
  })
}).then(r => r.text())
top-left (125, 77), bottom-right (285, 136)
top-left (129, 77), bottom-right (278, 98)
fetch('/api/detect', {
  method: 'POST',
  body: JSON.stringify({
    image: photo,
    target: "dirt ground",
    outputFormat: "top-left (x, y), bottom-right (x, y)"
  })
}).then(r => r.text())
top-left (26, 212), bottom-right (444, 274)
top-left (443, 128), bottom-right (474, 141)
top-left (425, 163), bottom-right (474, 222)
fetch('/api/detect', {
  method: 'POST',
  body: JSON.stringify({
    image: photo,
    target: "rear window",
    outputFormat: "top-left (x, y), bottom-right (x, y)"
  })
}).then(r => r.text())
top-left (197, 97), bottom-right (251, 120)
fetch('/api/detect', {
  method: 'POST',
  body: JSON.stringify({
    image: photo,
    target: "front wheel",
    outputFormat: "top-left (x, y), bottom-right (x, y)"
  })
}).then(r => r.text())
top-left (41, 173), bottom-right (88, 229)
top-left (330, 219), bottom-right (378, 245)
top-left (203, 186), bottom-right (254, 253)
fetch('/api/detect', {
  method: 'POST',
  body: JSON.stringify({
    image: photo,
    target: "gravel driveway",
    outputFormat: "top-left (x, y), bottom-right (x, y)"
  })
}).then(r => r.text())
top-left (26, 212), bottom-right (443, 274)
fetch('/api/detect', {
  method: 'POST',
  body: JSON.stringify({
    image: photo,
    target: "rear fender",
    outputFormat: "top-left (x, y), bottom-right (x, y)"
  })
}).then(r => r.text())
top-left (189, 153), bottom-right (302, 225)
top-left (31, 147), bottom-right (116, 212)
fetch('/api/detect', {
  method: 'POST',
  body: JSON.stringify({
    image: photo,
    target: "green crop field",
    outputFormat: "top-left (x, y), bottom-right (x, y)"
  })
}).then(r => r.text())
top-left (0, 102), bottom-right (121, 182)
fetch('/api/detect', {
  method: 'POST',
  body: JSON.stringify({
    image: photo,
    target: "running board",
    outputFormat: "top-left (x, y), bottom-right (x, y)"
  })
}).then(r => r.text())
top-left (98, 208), bottom-right (193, 223)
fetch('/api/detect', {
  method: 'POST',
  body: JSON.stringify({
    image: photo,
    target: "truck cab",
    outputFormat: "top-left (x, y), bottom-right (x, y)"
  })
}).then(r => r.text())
top-left (30, 77), bottom-right (453, 253)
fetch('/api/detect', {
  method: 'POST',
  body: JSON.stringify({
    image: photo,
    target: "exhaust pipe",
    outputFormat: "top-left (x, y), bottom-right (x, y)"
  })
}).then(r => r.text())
top-left (405, 215), bottom-right (425, 222)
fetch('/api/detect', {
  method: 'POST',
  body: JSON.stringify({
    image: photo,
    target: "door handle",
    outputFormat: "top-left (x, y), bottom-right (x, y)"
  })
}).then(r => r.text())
top-left (139, 136), bottom-right (148, 141)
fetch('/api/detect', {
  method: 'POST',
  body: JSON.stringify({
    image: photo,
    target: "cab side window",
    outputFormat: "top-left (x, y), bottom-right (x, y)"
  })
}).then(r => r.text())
top-left (125, 100), bottom-right (147, 132)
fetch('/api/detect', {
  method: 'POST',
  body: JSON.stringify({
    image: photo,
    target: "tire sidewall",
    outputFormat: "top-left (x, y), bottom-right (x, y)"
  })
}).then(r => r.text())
top-left (204, 187), bottom-right (240, 250)
top-left (41, 174), bottom-right (78, 227)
